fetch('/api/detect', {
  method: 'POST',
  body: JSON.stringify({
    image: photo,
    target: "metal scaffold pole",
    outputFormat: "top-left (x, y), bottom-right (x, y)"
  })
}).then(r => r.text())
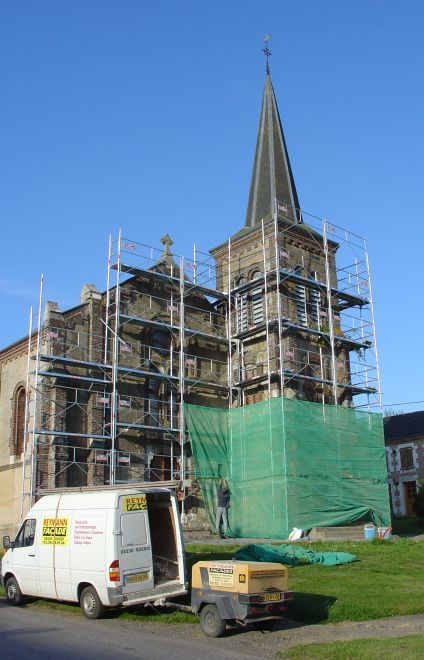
top-left (179, 255), bottom-right (186, 516)
top-left (226, 238), bottom-right (234, 483)
top-left (227, 238), bottom-right (233, 409)
top-left (20, 305), bottom-right (33, 517)
top-left (273, 203), bottom-right (289, 533)
top-left (323, 221), bottom-right (339, 405)
top-left (365, 245), bottom-right (383, 414)
top-left (30, 274), bottom-right (44, 504)
top-left (193, 243), bottom-right (197, 285)
top-left (110, 230), bottom-right (122, 485)
top-left (169, 287), bottom-right (175, 454)
top-left (261, 219), bottom-right (272, 398)
top-left (104, 234), bottom-right (112, 365)
top-left (273, 213), bottom-right (285, 396)
top-left (355, 257), bottom-right (371, 406)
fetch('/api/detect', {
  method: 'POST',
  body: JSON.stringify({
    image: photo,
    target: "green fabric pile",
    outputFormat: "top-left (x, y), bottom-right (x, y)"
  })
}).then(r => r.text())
top-left (234, 543), bottom-right (357, 566)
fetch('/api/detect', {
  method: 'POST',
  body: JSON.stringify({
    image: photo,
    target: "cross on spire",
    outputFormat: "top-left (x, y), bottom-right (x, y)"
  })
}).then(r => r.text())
top-left (262, 34), bottom-right (272, 76)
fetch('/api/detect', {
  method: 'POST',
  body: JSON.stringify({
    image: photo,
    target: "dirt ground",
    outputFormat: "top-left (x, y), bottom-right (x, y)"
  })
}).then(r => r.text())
top-left (246, 613), bottom-right (424, 656)
top-left (136, 613), bottom-right (424, 658)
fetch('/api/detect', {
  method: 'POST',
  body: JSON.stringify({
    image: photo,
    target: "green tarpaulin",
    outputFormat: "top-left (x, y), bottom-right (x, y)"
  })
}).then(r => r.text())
top-left (233, 544), bottom-right (357, 566)
top-left (185, 396), bottom-right (391, 539)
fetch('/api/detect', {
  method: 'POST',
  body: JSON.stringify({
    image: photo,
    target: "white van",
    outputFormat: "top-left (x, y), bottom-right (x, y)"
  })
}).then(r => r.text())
top-left (1, 488), bottom-right (187, 618)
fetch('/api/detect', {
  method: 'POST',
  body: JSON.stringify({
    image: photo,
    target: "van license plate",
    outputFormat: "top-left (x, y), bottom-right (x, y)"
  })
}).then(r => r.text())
top-left (263, 593), bottom-right (281, 602)
top-left (126, 572), bottom-right (148, 584)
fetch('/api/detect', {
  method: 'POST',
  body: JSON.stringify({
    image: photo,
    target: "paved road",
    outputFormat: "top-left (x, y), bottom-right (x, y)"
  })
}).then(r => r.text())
top-left (0, 600), bottom-right (250, 660)
top-left (2, 598), bottom-right (424, 659)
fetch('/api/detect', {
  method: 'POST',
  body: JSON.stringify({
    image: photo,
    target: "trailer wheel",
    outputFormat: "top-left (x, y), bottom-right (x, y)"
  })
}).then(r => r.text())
top-left (80, 586), bottom-right (105, 620)
top-left (199, 604), bottom-right (226, 638)
top-left (6, 576), bottom-right (24, 606)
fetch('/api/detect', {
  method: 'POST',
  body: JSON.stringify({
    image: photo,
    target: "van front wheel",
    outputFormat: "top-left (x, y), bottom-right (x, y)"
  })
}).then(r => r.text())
top-left (6, 576), bottom-right (24, 606)
top-left (80, 586), bottom-right (105, 620)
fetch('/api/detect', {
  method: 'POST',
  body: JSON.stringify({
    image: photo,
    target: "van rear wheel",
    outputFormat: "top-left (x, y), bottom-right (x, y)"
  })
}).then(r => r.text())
top-left (6, 576), bottom-right (24, 606)
top-left (199, 604), bottom-right (226, 638)
top-left (80, 586), bottom-right (105, 620)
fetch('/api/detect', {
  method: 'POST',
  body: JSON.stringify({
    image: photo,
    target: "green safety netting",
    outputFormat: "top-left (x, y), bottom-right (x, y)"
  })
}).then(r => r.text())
top-left (185, 397), bottom-right (391, 539)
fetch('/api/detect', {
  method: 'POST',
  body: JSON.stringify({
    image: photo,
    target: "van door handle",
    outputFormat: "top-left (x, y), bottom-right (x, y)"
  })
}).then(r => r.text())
top-left (28, 553), bottom-right (36, 557)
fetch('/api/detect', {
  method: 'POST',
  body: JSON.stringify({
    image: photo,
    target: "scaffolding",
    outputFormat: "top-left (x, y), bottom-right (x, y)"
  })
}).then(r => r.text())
top-left (225, 202), bottom-right (381, 412)
top-left (21, 201), bottom-right (381, 515)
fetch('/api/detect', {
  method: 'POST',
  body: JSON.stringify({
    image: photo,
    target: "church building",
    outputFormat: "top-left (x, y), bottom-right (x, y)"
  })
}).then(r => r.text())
top-left (0, 54), bottom-right (389, 538)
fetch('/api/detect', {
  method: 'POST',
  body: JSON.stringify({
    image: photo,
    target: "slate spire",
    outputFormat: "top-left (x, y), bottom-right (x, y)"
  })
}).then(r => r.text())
top-left (245, 71), bottom-right (301, 227)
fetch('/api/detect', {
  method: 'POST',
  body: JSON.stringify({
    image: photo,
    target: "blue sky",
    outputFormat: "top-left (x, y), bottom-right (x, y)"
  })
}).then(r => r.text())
top-left (0, 1), bottom-right (422, 412)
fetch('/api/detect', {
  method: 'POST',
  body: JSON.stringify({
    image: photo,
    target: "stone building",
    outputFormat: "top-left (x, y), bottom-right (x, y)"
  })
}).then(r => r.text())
top-left (0, 338), bottom-right (30, 537)
top-left (0, 64), bottom-right (381, 537)
top-left (384, 411), bottom-right (424, 516)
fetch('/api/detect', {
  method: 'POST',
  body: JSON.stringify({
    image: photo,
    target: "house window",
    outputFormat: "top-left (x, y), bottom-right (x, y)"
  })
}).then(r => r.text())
top-left (400, 447), bottom-right (414, 470)
top-left (12, 386), bottom-right (26, 456)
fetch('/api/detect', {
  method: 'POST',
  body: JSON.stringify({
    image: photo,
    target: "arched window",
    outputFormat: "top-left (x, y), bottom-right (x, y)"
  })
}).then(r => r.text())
top-left (12, 386), bottom-right (26, 455)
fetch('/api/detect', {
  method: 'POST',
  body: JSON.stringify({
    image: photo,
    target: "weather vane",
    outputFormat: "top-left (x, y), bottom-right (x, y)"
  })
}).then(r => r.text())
top-left (262, 34), bottom-right (272, 75)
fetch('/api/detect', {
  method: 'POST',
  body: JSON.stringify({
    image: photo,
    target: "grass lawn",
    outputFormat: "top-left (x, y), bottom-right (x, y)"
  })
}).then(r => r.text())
top-left (278, 635), bottom-right (424, 659)
top-left (1, 540), bottom-right (424, 625)
top-left (186, 539), bottom-right (424, 624)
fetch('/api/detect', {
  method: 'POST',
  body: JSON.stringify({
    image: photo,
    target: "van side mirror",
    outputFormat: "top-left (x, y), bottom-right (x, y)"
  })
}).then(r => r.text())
top-left (2, 535), bottom-right (11, 550)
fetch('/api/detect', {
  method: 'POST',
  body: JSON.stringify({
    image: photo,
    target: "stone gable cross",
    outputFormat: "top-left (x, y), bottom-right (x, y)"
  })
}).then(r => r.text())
top-left (160, 233), bottom-right (173, 256)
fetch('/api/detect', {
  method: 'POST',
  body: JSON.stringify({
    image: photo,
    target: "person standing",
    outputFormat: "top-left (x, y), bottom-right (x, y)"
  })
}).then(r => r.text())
top-left (216, 479), bottom-right (230, 538)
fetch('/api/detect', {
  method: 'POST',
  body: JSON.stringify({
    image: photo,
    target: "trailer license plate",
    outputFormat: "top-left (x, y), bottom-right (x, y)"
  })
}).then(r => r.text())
top-left (263, 592), bottom-right (281, 602)
top-left (127, 572), bottom-right (148, 584)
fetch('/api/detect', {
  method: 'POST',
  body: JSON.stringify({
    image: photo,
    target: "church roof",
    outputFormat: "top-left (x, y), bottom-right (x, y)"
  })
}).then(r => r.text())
top-left (245, 72), bottom-right (301, 228)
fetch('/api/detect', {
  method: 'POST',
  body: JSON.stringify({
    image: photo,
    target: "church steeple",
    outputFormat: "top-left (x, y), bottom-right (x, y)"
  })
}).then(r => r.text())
top-left (245, 60), bottom-right (301, 227)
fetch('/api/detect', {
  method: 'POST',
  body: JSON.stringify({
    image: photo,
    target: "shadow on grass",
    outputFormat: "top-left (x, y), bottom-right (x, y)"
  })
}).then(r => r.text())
top-left (391, 517), bottom-right (424, 537)
top-left (285, 592), bottom-right (337, 625)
